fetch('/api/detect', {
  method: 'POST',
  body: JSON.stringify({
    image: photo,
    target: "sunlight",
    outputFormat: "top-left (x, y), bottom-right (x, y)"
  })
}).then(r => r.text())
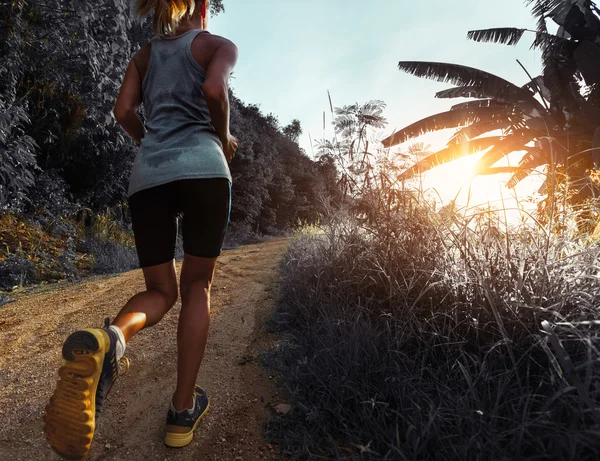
top-left (411, 142), bottom-right (545, 224)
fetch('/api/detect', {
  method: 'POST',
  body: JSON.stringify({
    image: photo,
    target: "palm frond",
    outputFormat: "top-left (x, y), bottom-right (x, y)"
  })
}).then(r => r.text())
top-left (523, 116), bottom-right (552, 133)
top-left (531, 31), bottom-right (570, 52)
top-left (399, 137), bottom-right (501, 180)
top-left (398, 61), bottom-right (536, 102)
top-left (525, 0), bottom-right (565, 20)
top-left (382, 107), bottom-right (515, 148)
top-left (478, 166), bottom-right (524, 175)
top-left (473, 132), bottom-right (536, 173)
top-left (507, 148), bottom-right (547, 188)
top-left (448, 116), bottom-right (521, 145)
top-left (435, 86), bottom-right (487, 99)
top-left (526, 0), bottom-right (552, 34)
top-left (451, 99), bottom-right (513, 111)
top-left (467, 28), bottom-right (528, 46)
top-left (522, 75), bottom-right (552, 102)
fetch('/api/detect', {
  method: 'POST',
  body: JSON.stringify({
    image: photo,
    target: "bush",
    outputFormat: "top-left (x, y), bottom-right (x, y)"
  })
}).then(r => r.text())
top-left (268, 200), bottom-right (600, 461)
top-left (0, 294), bottom-right (13, 307)
top-left (26, 170), bottom-right (76, 218)
top-left (78, 237), bottom-right (138, 275)
top-left (0, 255), bottom-right (36, 291)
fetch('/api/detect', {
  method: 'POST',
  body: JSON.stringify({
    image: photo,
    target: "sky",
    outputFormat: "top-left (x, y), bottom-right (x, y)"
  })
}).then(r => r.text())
top-left (210, 0), bottom-right (542, 151)
top-left (209, 0), bottom-right (545, 211)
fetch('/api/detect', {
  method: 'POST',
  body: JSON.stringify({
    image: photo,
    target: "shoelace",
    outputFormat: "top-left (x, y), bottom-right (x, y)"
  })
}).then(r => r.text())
top-left (118, 356), bottom-right (131, 375)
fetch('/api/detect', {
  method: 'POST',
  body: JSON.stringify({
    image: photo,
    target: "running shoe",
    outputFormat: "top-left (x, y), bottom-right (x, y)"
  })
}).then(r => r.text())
top-left (43, 319), bottom-right (129, 459)
top-left (165, 386), bottom-right (210, 448)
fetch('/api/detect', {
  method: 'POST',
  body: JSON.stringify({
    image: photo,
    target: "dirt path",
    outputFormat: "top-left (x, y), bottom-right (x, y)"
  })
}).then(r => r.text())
top-left (0, 239), bottom-right (289, 461)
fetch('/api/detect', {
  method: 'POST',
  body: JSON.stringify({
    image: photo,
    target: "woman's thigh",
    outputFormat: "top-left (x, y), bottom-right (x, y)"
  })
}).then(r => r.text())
top-left (128, 183), bottom-right (179, 268)
top-left (178, 178), bottom-right (231, 260)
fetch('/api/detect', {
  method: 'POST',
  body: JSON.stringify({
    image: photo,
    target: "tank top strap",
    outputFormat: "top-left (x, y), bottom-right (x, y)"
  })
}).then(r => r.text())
top-left (181, 29), bottom-right (209, 74)
top-left (174, 29), bottom-right (201, 48)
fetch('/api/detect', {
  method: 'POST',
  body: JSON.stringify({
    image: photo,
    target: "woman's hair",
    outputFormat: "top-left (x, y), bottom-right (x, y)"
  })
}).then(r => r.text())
top-left (137, 0), bottom-right (205, 36)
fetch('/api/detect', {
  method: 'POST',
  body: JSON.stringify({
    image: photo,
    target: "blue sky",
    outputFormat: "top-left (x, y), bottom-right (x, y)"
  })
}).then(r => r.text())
top-left (210, 0), bottom-right (542, 155)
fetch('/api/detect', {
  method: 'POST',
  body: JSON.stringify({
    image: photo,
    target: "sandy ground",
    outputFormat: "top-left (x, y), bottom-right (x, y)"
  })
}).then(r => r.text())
top-left (0, 239), bottom-right (289, 461)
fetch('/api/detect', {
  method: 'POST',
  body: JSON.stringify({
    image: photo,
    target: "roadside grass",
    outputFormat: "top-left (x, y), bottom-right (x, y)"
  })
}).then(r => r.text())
top-left (267, 196), bottom-right (600, 460)
top-left (0, 209), bottom-right (138, 293)
top-left (0, 207), bottom-right (281, 297)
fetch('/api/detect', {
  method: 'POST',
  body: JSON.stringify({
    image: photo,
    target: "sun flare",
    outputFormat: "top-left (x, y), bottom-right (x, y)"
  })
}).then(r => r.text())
top-left (411, 145), bottom-right (545, 223)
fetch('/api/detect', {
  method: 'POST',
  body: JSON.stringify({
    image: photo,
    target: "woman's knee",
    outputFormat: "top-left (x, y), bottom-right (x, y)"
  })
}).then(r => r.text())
top-left (142, 261), bottom-right (179, 309)
top-left (148, 281), bottom-right (179, 308)
top-left (180, 254), bottom-right (218, 299)
top-left (180, 277), bottom-right (211, 299)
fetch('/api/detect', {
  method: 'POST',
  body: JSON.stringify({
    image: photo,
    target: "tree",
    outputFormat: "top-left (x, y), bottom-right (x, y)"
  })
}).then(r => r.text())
top-left (317, 100), bottom-right (387, 197)
top-left (382, 0), bottom-right (600, 201)
top-left (283, 119), bottom-right (302, 143)
top-left (229, 97), bottom-right (333, 233)
top-left (1, 0), bottom-right (335, 237)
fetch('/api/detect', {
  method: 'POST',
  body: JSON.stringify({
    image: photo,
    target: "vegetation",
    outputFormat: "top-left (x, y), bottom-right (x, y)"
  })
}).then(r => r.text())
top-left (267, 3), bottom-right (600, 459)
top-left (0, 0), bottom-right (334, 294)
top-left (270, 195), bottom-right (600, 460)
top-left (382, 0), bottom-right (600, 207)
top-left (3, 0), bottom-right (600, 458)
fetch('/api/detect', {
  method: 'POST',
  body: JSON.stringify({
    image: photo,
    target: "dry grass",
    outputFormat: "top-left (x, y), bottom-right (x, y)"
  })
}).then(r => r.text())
top-left (0, 209), bottom-right (138, 291)
top-left (267, 193), bottom-right (600, 460)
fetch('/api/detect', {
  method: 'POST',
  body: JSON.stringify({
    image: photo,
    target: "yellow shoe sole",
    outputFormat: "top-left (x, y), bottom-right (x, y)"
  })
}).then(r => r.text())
top-left (164, 402), bottom-right (210, 448)
top-left (43, 328), bottom-right (110, 459)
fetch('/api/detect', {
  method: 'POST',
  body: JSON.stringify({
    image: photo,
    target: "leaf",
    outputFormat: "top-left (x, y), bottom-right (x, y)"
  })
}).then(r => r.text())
top-left (436, 86), bottom-right (491, 100)
top-left (399, 137), bottom-right (501, 180)
top-left (507, 148), bottom-right (548, 188)
top-left (467, 28), bottom-right (528, 46)
top-left (398, 61), bottom-right (536, 103)
top-left (451, 99), bottom-right (514, 111)
top-left (478, 166), bottom-right (524, 175)
top-left (522, 76), bottom-right (552, 103)
top-left (473, 132), bottom-right (536, 173)
top-left (382, 107), bottom-right (516, 148)
top-left (574, 40), bottom-right (600, 86)
top-left (525, 0), bottom-right (566, 21)
top-left (448, 117), bottom-right (520, 145)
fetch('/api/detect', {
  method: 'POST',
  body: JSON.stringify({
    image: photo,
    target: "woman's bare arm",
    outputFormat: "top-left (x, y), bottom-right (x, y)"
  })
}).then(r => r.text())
top-left (114, 60), bottom-right (145, 144)
top-left (202, 39), bottom-right (238, 161)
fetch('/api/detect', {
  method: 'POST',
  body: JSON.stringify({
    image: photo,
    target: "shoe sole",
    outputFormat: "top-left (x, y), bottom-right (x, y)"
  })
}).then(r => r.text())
top-left (43, 328), bottom-right (109, 459)
top-left (164, 402), bottom-right (211, 448)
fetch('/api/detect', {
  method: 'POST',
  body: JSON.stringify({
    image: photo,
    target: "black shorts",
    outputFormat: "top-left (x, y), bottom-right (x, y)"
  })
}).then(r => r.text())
top-left (128, 178), bottom-right (231, 268)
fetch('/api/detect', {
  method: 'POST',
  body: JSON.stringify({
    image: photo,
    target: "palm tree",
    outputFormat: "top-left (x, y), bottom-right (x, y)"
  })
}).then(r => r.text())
top-left (382, 0), bottom-right (600, 200)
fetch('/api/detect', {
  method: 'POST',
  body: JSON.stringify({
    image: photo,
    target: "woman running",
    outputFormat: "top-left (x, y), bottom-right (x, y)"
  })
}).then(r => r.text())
top-left (43, 0), bottom-right (238, 457)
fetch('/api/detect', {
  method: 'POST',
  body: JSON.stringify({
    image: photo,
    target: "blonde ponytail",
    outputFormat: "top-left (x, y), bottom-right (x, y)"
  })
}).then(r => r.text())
top-left (137, 0), bottom-right (199, 36)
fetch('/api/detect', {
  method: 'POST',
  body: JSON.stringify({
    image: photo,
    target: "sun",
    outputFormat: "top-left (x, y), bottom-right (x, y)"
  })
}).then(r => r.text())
top-left (412, 145), bottom-right (545, 223)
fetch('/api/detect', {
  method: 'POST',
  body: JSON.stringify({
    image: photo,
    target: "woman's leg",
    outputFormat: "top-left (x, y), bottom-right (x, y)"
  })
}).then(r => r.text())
top-left (117, 183), bottom-right (180, 342)
top-left (112, 260), bottom-right (179, 342)
top-left (170, 178), bottom-right (230, 412)
top-left (172, 254), bottom-right (218, 411)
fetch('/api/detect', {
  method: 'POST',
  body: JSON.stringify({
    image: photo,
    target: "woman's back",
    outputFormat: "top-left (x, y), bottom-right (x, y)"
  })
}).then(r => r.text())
top-left (128, 29), bottom-right (231, 197)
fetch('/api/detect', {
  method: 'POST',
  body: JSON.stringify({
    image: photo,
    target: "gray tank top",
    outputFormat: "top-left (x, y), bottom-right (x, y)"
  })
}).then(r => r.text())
top-left (128, 29), bottom-right (232, 197)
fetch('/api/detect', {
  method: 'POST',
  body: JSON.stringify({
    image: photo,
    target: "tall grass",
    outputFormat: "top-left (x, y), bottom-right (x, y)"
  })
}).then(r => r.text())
top-left (268, 192), bottom-right (600, 460)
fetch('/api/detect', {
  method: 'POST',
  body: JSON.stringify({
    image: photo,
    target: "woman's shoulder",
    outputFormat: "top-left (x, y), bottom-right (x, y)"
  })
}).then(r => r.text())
top-left (190, 32), bottom-right (237, 69)
top-left (132, 42), bottom-right (153, 80)
top-left (193, 32), bottom-right (236, 51)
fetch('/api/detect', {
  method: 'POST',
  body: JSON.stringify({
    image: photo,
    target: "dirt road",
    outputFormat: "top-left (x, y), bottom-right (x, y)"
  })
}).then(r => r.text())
top-left (0, 239), bottom-right (289, 461)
